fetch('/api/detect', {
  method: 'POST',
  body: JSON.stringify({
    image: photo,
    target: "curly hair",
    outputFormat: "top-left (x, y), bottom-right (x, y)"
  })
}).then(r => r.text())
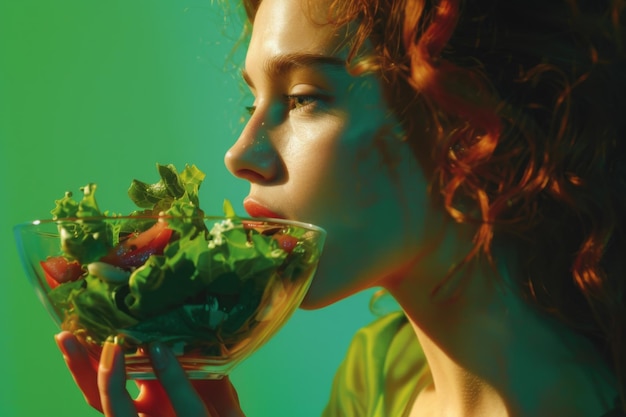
top-left (241, 0), bottom-right (626, 408)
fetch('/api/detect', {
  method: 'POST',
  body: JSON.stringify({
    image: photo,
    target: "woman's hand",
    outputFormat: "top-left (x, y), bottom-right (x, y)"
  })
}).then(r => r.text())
top-left (55, 331), bottom-right (245, 417)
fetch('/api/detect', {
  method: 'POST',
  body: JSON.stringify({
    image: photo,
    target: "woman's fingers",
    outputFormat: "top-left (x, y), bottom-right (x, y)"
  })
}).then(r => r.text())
top-left (148, 343), bottom-right (212, 417)
top-left (57, 332), bottom-right (243, 417)
top-left (55, 331), bottom-right (103, 413)
top-left (56, 332), bottom-right (141, 416)
top-left (133, 380), bottom-right (177, 416)
top-left (97, 341), bottom-right (138, 417)
top-left (192, 379), bottom-right (244, 417)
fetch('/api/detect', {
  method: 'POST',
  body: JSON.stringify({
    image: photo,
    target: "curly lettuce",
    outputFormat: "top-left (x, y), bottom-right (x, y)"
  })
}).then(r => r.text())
top-left (51, 164), bottom-right (204, 264)
top-left (46, 163), bottom-right (315, 351)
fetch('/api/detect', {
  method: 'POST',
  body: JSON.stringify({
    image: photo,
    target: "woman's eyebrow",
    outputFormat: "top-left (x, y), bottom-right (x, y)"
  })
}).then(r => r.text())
top-left (241, 53), bottom-right (346, 87)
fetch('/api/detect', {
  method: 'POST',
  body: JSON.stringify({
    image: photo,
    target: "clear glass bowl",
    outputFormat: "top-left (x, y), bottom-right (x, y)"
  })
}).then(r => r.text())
top-left (14, 215), bottom-right (325, 379)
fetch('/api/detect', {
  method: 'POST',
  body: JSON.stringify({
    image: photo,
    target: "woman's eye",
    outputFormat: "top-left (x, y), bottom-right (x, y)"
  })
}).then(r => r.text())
top-left (285, 95), bottom-right (319, 111)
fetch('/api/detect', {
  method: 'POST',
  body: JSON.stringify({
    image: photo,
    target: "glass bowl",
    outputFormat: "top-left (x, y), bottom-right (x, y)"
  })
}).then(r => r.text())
top-left (14, 215), bottom-right (325, 379)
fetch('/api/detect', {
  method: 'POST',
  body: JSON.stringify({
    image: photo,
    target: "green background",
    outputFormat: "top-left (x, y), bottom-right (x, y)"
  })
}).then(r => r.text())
top-left (0, 1), bottom-right (377, 416)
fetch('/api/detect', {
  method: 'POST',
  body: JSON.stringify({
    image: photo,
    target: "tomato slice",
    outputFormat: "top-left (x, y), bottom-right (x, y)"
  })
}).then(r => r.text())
top-left (40, 256), bottom-right (84, 289)
top-left (100, 221), bottom-right (173, 269)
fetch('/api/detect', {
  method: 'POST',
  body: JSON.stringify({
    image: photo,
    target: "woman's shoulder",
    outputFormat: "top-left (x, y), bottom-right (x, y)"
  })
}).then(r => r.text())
top-left (340, 311), bottom-right (420, 376)
top-left (351, 310), bottom-right (411, 346)
top-left (322, 311), bottom-right (430, 417)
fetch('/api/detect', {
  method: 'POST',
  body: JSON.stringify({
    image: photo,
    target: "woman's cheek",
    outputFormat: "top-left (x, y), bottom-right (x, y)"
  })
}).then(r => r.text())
top-left (283, 118), bottom-right (350, 217)
top-left (299, 146), bottom-right (423, 309)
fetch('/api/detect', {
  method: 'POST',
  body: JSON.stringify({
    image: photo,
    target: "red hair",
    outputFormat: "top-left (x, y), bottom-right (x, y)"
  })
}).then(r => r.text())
top-left (241, 0), bottom-right (626, 407)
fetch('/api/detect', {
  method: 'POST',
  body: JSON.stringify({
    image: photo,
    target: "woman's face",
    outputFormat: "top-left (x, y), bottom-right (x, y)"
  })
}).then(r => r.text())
top-left (225, 0), bottom-right (433, 308)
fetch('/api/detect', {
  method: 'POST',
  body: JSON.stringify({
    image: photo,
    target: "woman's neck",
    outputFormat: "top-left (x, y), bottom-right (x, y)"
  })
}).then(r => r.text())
top-left (385, 253), bottom-right (617, 417)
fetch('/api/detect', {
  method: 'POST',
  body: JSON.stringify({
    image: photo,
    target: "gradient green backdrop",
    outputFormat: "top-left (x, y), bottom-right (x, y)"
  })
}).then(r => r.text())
top-left (0, 1), bottom-right (378, 416)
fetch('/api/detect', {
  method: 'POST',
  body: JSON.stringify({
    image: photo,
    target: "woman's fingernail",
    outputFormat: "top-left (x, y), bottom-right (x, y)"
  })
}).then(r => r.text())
top-left (100, 342), bottom-right (116, 372)
top-left (54, 333), bottom-right (78, 356)
top-left (149, 343), bottom-right (169, 371)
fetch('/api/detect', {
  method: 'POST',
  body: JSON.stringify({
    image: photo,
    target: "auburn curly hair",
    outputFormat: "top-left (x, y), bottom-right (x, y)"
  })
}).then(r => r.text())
top-left (240, 0), bottom-right (626, 408)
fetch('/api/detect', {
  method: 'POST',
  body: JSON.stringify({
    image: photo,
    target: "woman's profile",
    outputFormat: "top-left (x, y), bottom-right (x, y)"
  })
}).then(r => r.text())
top-left (55, 0), bottom-right (626, 415)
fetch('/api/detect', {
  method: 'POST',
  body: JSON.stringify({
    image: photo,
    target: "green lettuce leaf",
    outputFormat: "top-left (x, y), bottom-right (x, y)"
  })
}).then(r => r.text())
top-left (49, 274), bottom-right (139, 342)
top-left (127, 163), bottom-right (206, 214)
top-left (51, 184), bottom-right (118, 264)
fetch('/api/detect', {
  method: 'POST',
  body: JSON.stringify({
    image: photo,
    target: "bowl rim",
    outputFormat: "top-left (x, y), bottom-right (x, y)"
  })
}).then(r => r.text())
top-left (13, 215), bottom-right (327, 236)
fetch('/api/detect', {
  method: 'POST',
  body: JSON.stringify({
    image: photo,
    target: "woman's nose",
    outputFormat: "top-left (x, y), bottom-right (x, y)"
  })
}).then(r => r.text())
top-left (224, 113), bottom-right (281, 183)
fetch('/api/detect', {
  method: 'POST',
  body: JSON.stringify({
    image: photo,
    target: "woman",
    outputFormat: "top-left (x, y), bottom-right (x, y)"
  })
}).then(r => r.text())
top-left (55, 0), bottom-right (626, 415)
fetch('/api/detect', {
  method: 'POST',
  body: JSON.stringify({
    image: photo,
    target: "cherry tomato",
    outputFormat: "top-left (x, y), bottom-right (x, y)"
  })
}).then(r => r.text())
top-left (272, 234), bottom-right (299, 254)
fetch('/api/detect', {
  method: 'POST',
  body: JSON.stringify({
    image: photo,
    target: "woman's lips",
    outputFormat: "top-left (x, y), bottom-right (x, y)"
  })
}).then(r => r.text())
top-left (243, 198), bottom-right (284, 219)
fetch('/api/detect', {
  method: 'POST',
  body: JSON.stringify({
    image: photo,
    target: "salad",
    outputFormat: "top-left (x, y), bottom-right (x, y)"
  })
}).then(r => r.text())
top-left (41, 164), bottom-right (318, 357)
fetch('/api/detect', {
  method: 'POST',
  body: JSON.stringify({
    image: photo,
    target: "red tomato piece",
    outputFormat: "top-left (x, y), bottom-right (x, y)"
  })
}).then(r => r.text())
top-left (40, 256), bottom-right (84, 289)
top-left (242, 221), bottom-right (299, 253)
top-left (272, 234), bottom-right (299, 253)
top-left (100, 221), bottom-right (173, 269)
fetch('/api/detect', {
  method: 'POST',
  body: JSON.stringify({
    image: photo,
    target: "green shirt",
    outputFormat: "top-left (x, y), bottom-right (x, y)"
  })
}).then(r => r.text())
top-left (322, 311), bottom-right (431, 417)
top-left (322, 312), bottom-right (626, 417)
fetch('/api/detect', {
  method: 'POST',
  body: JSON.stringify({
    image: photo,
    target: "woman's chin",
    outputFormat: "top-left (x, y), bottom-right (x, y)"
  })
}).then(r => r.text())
top-left (299, 289), bottom-right (336, 310)
top-left (298, 275), bottom-right (361, 310)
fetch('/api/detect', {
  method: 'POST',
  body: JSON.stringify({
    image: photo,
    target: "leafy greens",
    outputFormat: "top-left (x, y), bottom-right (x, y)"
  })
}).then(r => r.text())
top-left (46, 164), bottom-right (316, 355)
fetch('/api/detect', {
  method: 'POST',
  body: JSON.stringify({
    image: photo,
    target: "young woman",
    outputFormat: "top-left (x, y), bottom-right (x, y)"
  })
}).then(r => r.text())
top-left (55, 0), bottom-right (626, 415)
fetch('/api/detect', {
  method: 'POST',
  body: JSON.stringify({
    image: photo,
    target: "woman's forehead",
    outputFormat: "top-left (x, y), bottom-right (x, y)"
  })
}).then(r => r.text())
top-left (250, 0), bottom-right (350, 59)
